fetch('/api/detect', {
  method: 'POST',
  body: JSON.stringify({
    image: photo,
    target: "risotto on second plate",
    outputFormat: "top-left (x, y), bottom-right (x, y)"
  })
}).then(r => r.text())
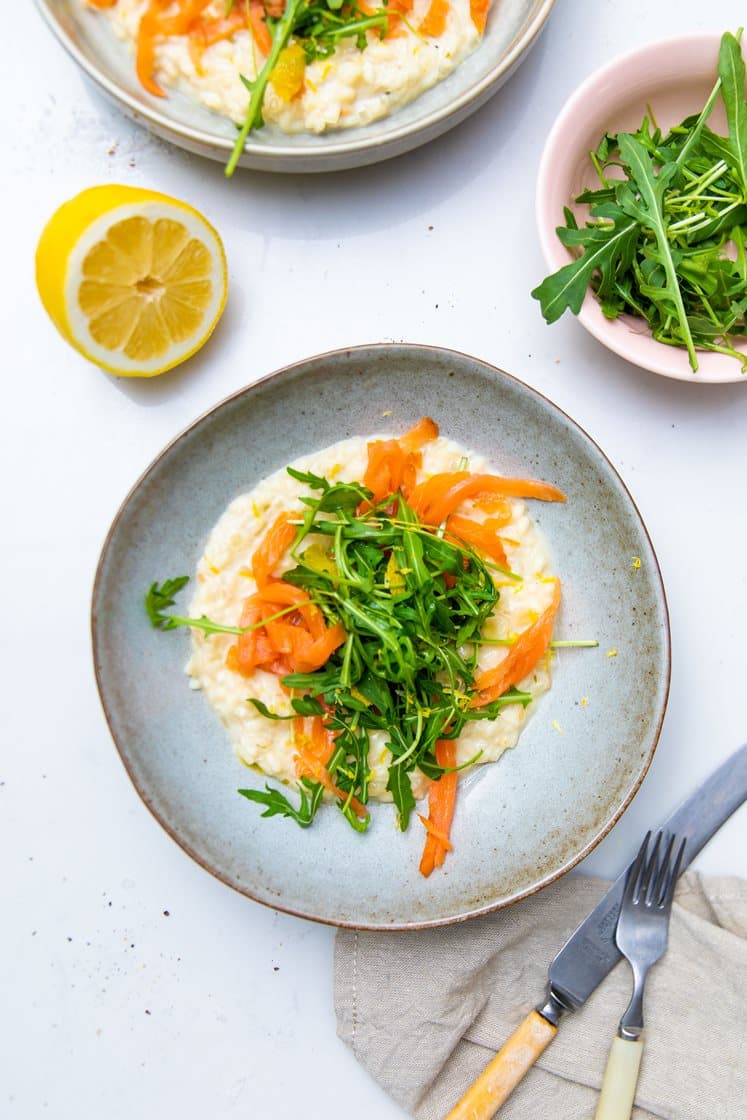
top-left (85, 0), bottom-right (487, 135)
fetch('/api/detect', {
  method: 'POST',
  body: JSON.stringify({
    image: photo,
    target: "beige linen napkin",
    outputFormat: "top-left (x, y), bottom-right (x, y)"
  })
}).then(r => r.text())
top-left (334, 872), bottom-right (747, 1119)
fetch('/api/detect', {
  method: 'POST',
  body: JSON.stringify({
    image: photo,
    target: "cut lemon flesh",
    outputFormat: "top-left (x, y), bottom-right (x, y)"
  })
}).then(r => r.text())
top-left (36, 185), bottom-right (227, 377)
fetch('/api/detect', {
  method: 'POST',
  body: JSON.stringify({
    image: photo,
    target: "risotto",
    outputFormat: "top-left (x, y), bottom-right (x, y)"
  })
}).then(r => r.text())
top-left (186, 428), bottom-right (559, 808)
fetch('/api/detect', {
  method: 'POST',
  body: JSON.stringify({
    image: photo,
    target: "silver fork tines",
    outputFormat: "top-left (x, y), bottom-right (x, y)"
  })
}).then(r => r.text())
top-left (616, 830), bottom-right (686, 1041)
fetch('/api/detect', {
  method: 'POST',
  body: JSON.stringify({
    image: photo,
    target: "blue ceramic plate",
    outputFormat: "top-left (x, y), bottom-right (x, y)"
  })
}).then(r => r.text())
top-left (92, 344), bottom-right (670, 929)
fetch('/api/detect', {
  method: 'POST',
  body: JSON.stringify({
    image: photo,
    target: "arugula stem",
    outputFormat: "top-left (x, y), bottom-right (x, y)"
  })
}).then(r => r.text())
top-left (618, 133), bottom-right (699, 370)
top-left (674, 78), bottom-right (724, 167)
top-left (477, 637), bottom-right (599, 648)
top-left (225, 0), bottom-right (305, 177)
top-left (145, 578), bottom-right (304, 636)
top-left (734, 226), bottom-right (747, 280)
top-left (680, 160), bottom-right (730, 196)
top-left (668, 212), bottom-right (706, 233)
top-left (167, 601), bottom-right (301, 637)
top-left (322, 14), bottom-right (388, 37)
top-left (550, 639), bottom-right (600, 648)
top-left (590, 150), bottom-right (611, 188)
top-left (166, 614), bottom-right (244, 636)
top-left (692, 198), bottom-right (742, 230)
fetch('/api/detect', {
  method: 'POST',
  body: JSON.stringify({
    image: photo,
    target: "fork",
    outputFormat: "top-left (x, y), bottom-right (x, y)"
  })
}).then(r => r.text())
top-left (594, 830), bottom-right (686, 1120)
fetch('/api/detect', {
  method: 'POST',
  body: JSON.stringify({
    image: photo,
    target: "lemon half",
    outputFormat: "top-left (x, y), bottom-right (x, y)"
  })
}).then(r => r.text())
top-left (36, 185), bottom-right (228, 377)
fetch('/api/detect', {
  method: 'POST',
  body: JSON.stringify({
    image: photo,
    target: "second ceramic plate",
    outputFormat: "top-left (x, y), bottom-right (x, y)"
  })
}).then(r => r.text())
top-left (39, 0), bottom-right (554, 172)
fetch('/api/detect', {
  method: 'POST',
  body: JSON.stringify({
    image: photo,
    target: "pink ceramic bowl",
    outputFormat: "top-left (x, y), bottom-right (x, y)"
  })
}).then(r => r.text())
top-left (536, 34), bottom-right (747, 385)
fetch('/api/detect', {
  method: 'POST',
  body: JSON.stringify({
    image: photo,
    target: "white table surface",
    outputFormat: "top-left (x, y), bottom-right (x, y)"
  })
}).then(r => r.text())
top-left (5, 2), bottom-right (747, 1116)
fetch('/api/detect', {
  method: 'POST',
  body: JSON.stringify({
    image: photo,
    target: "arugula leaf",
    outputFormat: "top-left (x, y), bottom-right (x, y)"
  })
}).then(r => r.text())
top-left (531, 210), bottom-right (638, 323)
top-left (286, 465), bottom-right (330, 491)
top-left (616, 134), bottom-right (698, 369)
top-left (673, 72), bottom-right (724, 168)
top-left (246, 697), bottom-right (328, 720)
top-left (312, 481), bottom-right (371, 514)
top-left (719, 31), bottom-right (747, 192)
top-left (699, 126), bottom-right (738, 169)
top-left (238, 779), bottom-right (323, 826)
top-left (292, 696), bottom-right (327, 716)
top-left (145, 577), bottom-right (189, 628)
top-left (387, 764), bottom-right (416, 831)
top-left (247, 698), bottom-right (290, 720)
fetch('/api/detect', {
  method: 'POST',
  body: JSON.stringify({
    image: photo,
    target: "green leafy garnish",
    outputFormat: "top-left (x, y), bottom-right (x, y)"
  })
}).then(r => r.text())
top-left (145, 577), bottom-right (191, 629)
top-left (241, 477), bottom-right (534, 830)
top-left (720, 31), bottom-right (747, 192)
top-left (247, 696), bottom-right (326, 719)
top-left (239, 778), bottom-right (323, 826)
top-left (532, 29), bottom-right (747, 372)
top-left (145, 469), bottom-right (570, 839)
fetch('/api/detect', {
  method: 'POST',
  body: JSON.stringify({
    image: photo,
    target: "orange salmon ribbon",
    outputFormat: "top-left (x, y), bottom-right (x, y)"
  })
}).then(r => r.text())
top-left (226, 512), bottom-right (346, 677)
top-left (128, 0), bottom-right (264, 99)
top-left (362, 416), bottom-right (439, 505)
top-left (409, 472), bottom-right (566, 526)
top-left (471, 579), bottom-right (561, 706)
top-left (419, 739), bottom-right (458, 876)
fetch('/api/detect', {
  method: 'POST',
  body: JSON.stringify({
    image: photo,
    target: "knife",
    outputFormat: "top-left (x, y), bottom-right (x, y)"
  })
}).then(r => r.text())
top-left (445, 742), bottom-right (747, 1120)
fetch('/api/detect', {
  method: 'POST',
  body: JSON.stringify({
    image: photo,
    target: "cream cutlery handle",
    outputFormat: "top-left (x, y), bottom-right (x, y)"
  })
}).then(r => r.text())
top-left (594, 1036), bottom-right (644, 1120)
top-left (444, 1011), bottom-right (557, 1120)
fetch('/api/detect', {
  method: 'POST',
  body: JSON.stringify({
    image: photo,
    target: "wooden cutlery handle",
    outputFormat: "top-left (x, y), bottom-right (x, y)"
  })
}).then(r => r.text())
top-left (445, 1011), bottom-right (557, 1120)
top-left (594, 1036), bottom-right (644, 1120)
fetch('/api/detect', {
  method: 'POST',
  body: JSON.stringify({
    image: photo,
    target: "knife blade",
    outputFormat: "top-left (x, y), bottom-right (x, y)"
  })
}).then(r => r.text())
top-left (445, 742), bottom-right (747, 1120)
top-left (543, 741), bottom-right (747, 1020)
